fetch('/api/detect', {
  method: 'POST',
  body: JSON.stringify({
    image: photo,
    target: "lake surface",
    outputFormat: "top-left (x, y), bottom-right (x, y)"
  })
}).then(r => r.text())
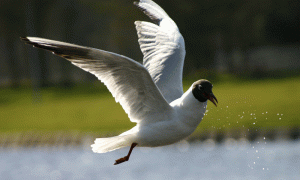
top-left (0, 139), bottom-right (299, 180)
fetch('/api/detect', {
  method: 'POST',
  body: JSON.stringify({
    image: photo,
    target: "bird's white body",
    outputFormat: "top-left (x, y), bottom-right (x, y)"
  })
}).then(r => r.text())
top-left (92, 85), bottom-right (207, 153)
top-left (126, 86), bottom-right (207, 147)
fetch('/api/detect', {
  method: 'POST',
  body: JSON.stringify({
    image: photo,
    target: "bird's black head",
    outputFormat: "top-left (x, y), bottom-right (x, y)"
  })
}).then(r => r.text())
top-left (192, 79), bottom-right (218, 107)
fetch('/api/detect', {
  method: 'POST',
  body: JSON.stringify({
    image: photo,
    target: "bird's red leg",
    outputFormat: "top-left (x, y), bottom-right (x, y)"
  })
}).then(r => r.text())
top-left (114, 143), bottom-right (138, 165)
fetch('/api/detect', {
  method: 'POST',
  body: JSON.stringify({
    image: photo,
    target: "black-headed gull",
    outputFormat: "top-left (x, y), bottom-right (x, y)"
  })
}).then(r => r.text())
top-left (21, 0), bottom-right (218, 165)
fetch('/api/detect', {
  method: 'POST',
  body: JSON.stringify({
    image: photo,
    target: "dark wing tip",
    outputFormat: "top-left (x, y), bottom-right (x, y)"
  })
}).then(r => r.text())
top-left (20, 37), bottom-right (46, 50)
top-left (20, 37), bottom-right (30, 43)
top-left (20, 37), bottom-right (38, 47)
top-left (20, 37), bottom-right (92, 60)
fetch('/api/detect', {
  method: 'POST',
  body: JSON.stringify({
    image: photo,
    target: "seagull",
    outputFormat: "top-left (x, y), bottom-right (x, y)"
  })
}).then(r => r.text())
top-left (21, 0), bottom-right (218, 165)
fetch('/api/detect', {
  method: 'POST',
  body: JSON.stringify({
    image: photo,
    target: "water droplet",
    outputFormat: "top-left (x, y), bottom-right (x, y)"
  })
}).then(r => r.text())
top-left (263, 137), bottom-right (266, 140)
top-left (253, 122), bottom-right (255, 125)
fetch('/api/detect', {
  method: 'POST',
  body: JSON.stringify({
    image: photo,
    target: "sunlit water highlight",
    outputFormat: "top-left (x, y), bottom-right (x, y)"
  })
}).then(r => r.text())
top-left (0, 140), bottom-right (299, 180)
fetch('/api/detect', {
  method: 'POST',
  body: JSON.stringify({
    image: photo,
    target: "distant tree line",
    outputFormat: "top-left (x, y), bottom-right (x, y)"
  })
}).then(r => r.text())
top-left (0, 0), bottom-right (299, 88)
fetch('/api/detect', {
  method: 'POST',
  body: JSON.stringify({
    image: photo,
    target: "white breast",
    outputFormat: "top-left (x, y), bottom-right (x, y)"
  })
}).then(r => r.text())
top-left (170, 85), bottom-right (207, 129)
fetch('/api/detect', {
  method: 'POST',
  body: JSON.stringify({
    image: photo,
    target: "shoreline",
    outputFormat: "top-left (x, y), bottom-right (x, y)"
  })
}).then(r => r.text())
top-left (0, 128), bottom-right (299, 148)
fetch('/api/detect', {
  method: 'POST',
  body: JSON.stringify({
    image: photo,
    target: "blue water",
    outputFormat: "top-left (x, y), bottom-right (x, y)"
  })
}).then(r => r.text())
top-left (0, 139), bottom-right (299, 180)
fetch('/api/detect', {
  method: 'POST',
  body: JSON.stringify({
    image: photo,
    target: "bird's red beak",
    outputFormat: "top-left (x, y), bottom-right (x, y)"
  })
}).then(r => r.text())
top-left (207, 93), bottom-right (218, 107)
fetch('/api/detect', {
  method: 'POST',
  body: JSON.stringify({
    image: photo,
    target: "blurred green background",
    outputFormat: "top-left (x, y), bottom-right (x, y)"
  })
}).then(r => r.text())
top-left (0, 0), bottom-right (299, 134)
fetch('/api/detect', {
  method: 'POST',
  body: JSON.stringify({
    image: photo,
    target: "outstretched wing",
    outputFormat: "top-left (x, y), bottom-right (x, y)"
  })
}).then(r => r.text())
top-left (21, 37), bottom-right (173, 125)
top-left (134, 0), bottom-right (186, 103)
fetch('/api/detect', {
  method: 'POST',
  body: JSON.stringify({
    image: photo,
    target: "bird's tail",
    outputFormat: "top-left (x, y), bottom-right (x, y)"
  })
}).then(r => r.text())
top-left (91, 135), bottom-right (131, 153)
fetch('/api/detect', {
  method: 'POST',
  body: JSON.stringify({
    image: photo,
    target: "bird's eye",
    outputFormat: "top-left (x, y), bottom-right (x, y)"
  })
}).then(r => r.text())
top-left (198, 85), bottom-right (202, 90)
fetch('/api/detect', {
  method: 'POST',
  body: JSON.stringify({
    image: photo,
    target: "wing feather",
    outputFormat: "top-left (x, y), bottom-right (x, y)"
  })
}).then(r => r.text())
top-left (21, 37), bottom-right (173, 125)
top-left (134, 0), bottom-right (186, 103)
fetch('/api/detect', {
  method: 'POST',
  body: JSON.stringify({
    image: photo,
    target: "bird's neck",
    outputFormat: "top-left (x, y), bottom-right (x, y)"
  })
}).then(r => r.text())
top-left (170, 86), bottom-right (207, 128)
